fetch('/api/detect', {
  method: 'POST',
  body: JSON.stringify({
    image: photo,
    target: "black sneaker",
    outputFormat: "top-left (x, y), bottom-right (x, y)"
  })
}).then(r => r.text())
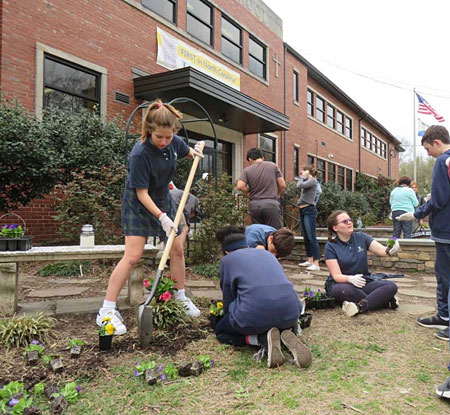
top-left (416, 315), bottom-right (449, 330)
top-left (436, 376), bottom-right (450, 399)
top-left (258, 328), bottom-right (284, 368)
top-left (389, 296), bottom-right (399, 310)
top-left (435, 327), bottom-right (449, 341)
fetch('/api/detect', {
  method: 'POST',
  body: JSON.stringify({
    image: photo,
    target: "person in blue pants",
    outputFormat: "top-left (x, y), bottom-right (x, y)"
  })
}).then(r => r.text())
top-left (397, 125), bottom-right (450, 399)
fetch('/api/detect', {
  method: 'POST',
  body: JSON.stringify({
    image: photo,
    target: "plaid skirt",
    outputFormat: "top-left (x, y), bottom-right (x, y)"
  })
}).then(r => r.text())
top-left (121, 188), bottom-right (181, 240)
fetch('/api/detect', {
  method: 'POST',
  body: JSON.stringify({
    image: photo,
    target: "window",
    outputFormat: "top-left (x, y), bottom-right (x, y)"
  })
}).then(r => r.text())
top-left (187, 0), bottom-right (213, 46)
top-left (317, 159), bottom-right (326, 182)
top-left (345, 117), bottom-right (352, 139)
top-left (382, 142), bottom-right (387, 158)
top-left (360, 127), bottom-right (387, 159)
top-left (259, 134), bottom-right (276, 162)
top-left (142, 0), bottom-right (176, 23)
top-left (293, 146), bottom-right (299, 177)
top-left (316, 96), bottom-right (324, 123)
top-left (336, 111), bottom-right (344, 134)
top-left (43, 55), bottom-right (100, 112)
top-left (346, 169), bottom-right (353, 191)
top-left (360, 127), bottom-right (366, 146)
top-left (307, 154), bottom-right (315, 167)
top-left (327, 162), bottom-right (336, 183)
top-left (221, 16), bottom-right (242, 64)
top-left (249, 36), bottom-right (266, 79)
top-left (293, 71), bottom-right (299, 102)
top-left (327, 104), bottom-right (335, 129)
top-left (307, 89), bottom-right (314, 116)
top-left (338, 166), bottom-right (345, 188)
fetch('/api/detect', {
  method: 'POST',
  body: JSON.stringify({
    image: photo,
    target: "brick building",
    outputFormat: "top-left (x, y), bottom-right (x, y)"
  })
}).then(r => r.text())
top-left (0, 0), bottom-right (402, 242)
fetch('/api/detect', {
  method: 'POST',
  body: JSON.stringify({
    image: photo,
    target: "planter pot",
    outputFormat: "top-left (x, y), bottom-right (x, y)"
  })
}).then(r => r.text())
top-left (0, 236), bottom-right (33, 252)
top-left (299, 312), bottom-right (312, 329)
top-left (305, 295), bottom-right (336, 310)
top-left (99, 335), bottom-right (113, 351)
top-left (209, 315), bottom-right (223, 330)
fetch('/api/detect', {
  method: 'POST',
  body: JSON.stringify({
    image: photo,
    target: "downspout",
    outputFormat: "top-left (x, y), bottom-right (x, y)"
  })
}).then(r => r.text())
top-left (282, 43), bottom-right (287, 178)
top-left (358, 117), bottom-right (364, 176)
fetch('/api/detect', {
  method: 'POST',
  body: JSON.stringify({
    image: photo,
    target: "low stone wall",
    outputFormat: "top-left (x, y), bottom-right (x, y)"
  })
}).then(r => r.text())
top-left (316, 227), bottom-right (395, 238)
top-left (290, 237), bottom-right (436, 274)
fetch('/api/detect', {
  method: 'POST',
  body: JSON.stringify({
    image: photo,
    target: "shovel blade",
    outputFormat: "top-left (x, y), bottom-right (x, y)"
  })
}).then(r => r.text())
top-left (137, 303), bottom-right (154, 347)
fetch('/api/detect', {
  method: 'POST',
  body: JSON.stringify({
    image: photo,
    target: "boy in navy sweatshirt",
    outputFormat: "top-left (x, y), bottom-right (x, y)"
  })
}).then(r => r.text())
top-left (214, 225), bottom-right (311, 369)
top-left (397, 125), bottom-right (450, 398)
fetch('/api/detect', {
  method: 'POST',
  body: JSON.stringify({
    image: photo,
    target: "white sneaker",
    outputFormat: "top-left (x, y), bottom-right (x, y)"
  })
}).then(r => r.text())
top-left (306, 264), bottom-right (320, 271)
top-left (342, 301), bottom-right (360, 317)
top-left (96, 309), bottom-right (127, 335)
top-left (177, 296), bottom-right (201, 318)
top-left (298, 261), bottom-right (312, 267)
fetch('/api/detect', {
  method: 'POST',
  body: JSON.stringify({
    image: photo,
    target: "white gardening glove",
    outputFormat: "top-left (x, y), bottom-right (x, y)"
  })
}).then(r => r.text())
top-left (446, 157), bottom-right (450, 167)
top-left (348, 274), bottom-right (366, 288)
top-left (387, 239), bottom-right (400, 256)
top-left (424, 193), bottom-right (431, 202)
top-left (396, 212), bottom-right (415, 221)
top-left (158, 213), bottom-right (177, 237)
top-left (193, 142), bottom-right (204, 158)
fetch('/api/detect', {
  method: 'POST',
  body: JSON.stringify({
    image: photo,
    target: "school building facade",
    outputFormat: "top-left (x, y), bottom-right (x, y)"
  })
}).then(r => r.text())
top-left (0, 0), bottom-right (403, 242)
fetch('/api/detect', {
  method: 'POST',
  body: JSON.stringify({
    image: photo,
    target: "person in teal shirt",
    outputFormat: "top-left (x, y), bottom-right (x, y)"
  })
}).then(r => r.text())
top-left (389, 176), bottom-right (418, 238)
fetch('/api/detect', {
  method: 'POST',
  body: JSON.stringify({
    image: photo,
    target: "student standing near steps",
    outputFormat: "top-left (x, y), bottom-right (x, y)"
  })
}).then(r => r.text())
top-left (96, 100), bottom-right (204, 335)
top-left (236, 148), bottom-right (286, 229)
top-left (396, 125), bottom-right (450, 399)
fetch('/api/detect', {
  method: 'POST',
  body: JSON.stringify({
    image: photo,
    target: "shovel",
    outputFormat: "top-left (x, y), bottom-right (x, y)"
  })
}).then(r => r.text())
top-left (137, 141), bottom-right (205, 347)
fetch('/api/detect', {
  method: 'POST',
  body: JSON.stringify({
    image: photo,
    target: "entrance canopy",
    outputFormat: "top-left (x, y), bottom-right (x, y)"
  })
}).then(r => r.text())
top-left (133, 67), bottom-right (289, 135)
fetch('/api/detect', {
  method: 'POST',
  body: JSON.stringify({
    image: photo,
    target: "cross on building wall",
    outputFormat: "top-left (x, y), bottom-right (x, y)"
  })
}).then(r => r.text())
top-left (272, 53), bottom-right (281, 78)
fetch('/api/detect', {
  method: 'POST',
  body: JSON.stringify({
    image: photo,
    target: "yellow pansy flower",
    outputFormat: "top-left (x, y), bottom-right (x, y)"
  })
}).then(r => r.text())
top-left (102, 317), bottom-right (112, 323)
top-left (217, 302), bottom-right (223, 309)
top-left (105, 323), bottom-right (115, 335)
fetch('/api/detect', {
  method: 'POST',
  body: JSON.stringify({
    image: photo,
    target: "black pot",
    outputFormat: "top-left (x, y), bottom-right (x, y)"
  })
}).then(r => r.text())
top-left (18, 236), bottom-right (33, 251)
top-left (299, 312), bottom-right (313, 329)
top-left (0, 239), bottom-right (6, 251)
top-left (99, 335), bottom-right (113, 351)
top-left (209, 315), bottom-right (223, 330)
top-left (7, 239), bottom-right (18, 251)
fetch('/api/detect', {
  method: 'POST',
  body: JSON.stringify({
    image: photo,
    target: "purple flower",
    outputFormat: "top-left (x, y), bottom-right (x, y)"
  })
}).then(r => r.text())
top-left (8, 224), bottom-right (18, 229)
top-left (157, 364), bottom-right (163, 372)
top-left (210, 359), bottom-right (215, 367)
top-left (76, 386), bottom-right (82, 393)
top-left (8, 398), bottom-right (19, 407)
top-left (134, 370), bottom-right (140, 377)
top-left (31, 340), bottom-right (41, 345)
top-left (160, 373), bottom-right (167, 381)
top-left (309, 292), bottom-right (314, 298)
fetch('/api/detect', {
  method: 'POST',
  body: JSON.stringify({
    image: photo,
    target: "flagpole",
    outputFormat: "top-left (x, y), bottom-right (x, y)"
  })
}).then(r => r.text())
top-left (413, 88), bottom-right (417, 181)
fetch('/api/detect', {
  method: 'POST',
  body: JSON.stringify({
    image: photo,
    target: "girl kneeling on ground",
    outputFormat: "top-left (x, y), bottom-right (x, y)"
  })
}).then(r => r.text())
top-left (214, 225), bottom-right (311, 369)
top-left (324, 210), bottom-right (400, 317)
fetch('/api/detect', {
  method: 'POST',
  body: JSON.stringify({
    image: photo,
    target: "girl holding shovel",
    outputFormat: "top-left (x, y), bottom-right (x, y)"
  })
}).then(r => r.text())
top-left (97, 100), bottom-right (203, 335)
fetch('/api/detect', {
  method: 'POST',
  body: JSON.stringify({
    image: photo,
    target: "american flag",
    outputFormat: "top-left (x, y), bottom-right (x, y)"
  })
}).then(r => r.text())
top-left (416, 92), bottom-right (445, 122)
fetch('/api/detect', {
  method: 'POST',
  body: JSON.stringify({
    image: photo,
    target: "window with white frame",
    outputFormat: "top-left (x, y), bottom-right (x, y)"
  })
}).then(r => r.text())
top-left (187, 0), bottom-right (213, 46)
top-left (221, 16), bottom-right (242, 64)
top-left (316, 96), bottom-right (325, 123)
top-left (307, 89), bottom-right (314, 116)
top-left (249, 36), bottom-right (266, 79)
top-left (360, 126), bottom-right (387, 159)
top-left (43, 55), bottom-right (101, 113)
top-left (259, 134), bottom-right (276, 162)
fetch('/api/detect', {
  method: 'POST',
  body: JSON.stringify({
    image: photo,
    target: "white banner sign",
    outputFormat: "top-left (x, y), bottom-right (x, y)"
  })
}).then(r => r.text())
top-left (156, 27), bottom-right (240, 90)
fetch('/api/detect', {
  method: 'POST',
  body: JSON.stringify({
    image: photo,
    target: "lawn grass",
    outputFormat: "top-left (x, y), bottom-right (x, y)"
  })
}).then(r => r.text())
top-left (66, 307), bottom-right (450, 415)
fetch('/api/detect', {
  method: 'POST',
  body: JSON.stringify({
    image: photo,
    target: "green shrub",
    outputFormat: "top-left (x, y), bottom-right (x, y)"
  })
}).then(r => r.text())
top-left (0, 313), bottom-right (55, 349)
top-left (52, 164), bottom-right (125, 244)
top-left (38, 261), bottom-right (91, 277)
top-left (0, 98), bottom-right (130, 212)
top-left (190, 174), bottom-right (248, 264)
top-left (192, 263), bottom-right (220, 279)
top-left (151, 299), bottom-right (192, 330)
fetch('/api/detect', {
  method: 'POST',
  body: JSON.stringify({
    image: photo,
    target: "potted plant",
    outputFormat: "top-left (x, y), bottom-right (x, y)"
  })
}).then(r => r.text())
top-left (209, 301), bottom-right (224, 329)
top-left (303, 287), bottom-right (336, 310)
top-left (385, 236), bottom-right (398, 254)
top-left (98, 317), bottom-right (115, 350)
top-left (0, 214), bottom-right (33, 251)
top-left (298, 312), bottom-right (313, 329)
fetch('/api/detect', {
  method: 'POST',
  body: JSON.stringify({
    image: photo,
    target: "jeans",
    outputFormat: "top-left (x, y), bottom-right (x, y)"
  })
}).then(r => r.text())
top-left (435, 243), bottom-right (450, 329)
top-left (331, 280), bottom-right (398, 312)
top-left (392, 210), bottom-right (413, 238)
top-left (299, 205), bottom-right (320, 261)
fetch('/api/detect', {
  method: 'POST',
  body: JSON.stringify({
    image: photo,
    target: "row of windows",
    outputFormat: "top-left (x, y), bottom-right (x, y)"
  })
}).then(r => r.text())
top-left (143, 0), bottom-right (267, 79)
top-left (307, 89), bottom-right (353, 139)
top-left (307, 155), bottom-right (353, 191)
top-left (361, 127), bottom-right (387, 159)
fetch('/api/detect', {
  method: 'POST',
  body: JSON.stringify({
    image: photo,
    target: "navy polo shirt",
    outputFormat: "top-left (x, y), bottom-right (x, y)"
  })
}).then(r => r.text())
top-left (125, 135), bottom-right (189, 209)
top-left (245, 224), bottom-right (276, 248)
top-left (324, 232), bottom-right (374, 275)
